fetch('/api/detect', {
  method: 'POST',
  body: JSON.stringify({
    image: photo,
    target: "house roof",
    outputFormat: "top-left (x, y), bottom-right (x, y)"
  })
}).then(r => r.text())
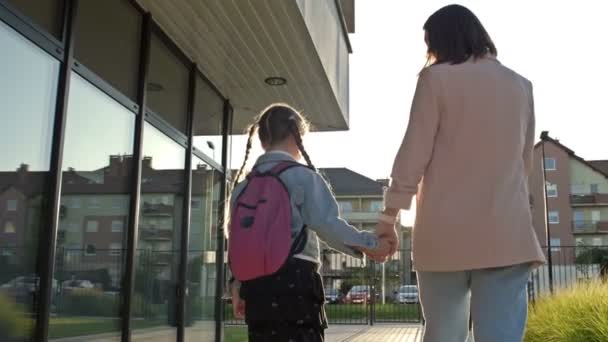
top-left (536, 132), bottom-right (608, 179)
top-left (319, 168), bottom-right (385, 197)
top-left (589, 160), bottom-right (608, 176)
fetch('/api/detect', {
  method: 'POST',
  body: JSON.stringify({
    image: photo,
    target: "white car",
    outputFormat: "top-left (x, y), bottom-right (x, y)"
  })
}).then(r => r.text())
top-left (395, 285), bottom-right (419, 304)
top-left (62, 279), bottom-right (95, 290)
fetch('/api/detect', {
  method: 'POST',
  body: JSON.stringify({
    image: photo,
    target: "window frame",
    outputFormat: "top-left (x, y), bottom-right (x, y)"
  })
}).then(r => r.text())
top-left (548, 211), bottom-right (560, 224)
top-left (544, 158), bottom-right (557, 171)
top-left (546, 183), bottom-right (558, 198)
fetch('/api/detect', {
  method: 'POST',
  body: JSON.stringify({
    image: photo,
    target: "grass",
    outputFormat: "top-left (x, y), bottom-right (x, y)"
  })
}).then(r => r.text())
top-left (525, 281), bottom-right (608, 342)
top-left (225, 326), bottom-right (248, 341)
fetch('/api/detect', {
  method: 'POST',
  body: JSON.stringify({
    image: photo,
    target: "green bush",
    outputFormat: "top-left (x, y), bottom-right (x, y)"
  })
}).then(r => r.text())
top-left (59, 289), bottom-right (118, 317)
top-left (525, 282), bottom-right (608, 342)
top-left (0, 294), bottom-right (30, 339)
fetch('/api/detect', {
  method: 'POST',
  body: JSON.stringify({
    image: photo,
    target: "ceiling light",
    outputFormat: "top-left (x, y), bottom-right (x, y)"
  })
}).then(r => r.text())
top-left (264, 77), bottom-right (287, 86)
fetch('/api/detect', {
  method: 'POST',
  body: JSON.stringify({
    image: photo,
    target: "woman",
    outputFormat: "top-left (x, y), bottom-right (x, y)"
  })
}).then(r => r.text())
top-left (375, 5), bottom-right (546, 342)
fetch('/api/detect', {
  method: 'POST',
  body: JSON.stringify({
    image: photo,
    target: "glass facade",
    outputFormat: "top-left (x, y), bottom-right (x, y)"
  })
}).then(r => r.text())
top-left (185, 157), bottom-right (221, 341)
top-left (0, 19), bottom-right (60, 341)
top-left (50, 73), bottom-right (136, 340)
top-left (0, 2), bottom-right (229, 341)
top-left (133, 122), bottom-right (185, 339)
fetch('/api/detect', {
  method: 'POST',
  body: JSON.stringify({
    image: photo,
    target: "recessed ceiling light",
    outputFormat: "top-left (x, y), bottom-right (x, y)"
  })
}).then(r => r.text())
top-left (147, 82), bottom-right (164, 91)
top-left (264, 76), bottom-right (287, 86)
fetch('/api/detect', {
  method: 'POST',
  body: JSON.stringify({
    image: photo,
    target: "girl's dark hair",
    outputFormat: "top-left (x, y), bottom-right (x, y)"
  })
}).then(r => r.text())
top-left (423, 4), bottom-right (497, 65)
top-left (232, 104), bottom-right (315, 189)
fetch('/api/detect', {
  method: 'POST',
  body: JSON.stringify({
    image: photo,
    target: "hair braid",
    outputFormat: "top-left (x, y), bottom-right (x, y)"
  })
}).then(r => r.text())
top-left (232, 123), bottom-right (257, 190)
top-left (289, 121), bottom-right (316, 171)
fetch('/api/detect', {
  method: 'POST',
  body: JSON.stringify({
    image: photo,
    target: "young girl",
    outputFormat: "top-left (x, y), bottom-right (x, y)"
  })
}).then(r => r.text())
top-left (228, 104), bottom-right (390, 341)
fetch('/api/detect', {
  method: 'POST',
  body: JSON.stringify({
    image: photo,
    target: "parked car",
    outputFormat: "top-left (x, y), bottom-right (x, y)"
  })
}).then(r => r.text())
top-left (62, 279), bottom-right (95, 290)
top-left (0, 275), bottom-right (58, 304)
top-left (324, 288), bottom-right (342, 304)
top-left (345, 285), bottom-right (376, 304)
top-left (394, 285), bottom-right (419, 304)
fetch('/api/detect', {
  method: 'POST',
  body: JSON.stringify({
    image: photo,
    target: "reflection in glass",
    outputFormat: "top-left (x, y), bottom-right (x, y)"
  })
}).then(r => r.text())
top-left (132, 123), bottom-right (185, 339)
top-left (5, 0), bottom-right (64, 39)
top-left (73, 0), bottom-right (142, 100)
top-left (50, 74), bottom-right (135, 341)
top-left (0, 20), bottom-right (59, 341)
top-left (193, 76), bottom-right (224, 164)
top-left (147, 34), bottom-right (189, 133)
top-left (185, 157), bottom-right (222, 341)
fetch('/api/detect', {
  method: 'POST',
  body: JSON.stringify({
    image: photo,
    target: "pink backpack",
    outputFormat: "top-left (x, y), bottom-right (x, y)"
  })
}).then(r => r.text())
top-left (229, 162), bottom-right (308, 281)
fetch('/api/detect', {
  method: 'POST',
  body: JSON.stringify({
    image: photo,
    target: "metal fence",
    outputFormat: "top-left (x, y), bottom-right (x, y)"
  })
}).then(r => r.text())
top-left (528, 245), bottom-right (608, 302)
top-left (224, 248), bottom-right (423, 326)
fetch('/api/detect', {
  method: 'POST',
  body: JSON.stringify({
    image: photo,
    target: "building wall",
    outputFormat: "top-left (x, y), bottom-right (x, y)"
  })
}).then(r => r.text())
top-left (569, 158), bottom-right (608, 194)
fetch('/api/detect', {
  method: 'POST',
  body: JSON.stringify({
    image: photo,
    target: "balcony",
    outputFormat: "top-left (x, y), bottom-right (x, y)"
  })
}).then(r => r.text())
top-left (572, 220), bottom-right (608, 234)
top-left (570, 193), bottom-right (608, 205)
top-left (142, 203), bottom-right (174, 217)
top-left (139, 227), bottom-right (172, 241)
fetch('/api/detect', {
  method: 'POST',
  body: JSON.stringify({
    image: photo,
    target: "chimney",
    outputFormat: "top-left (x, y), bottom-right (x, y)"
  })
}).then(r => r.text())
top-left (16, 163), bottom-right (29, 184)
top-left (143, 157), bottom-right (153, 169)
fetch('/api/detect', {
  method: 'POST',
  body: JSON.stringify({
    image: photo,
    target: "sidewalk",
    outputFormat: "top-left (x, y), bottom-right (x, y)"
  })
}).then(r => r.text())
top-left (326, 324), bottom-right (423, 342)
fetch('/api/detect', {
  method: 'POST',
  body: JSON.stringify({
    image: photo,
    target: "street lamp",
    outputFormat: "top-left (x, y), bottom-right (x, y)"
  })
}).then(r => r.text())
top-left (540, 131), bottom-right (554, 294)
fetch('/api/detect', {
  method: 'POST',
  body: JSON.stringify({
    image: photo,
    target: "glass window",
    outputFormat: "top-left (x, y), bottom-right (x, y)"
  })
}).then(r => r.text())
top-left (51, 73), bottom-right (135, 340)
top-left (548, 211), bottom-right (560, 224)
top-left (338, 201), bottom-right (353, 213)
top-left (70, 197), bottom-right (81, 208)
top-left (193, 76), bottom-right (224, 164)
top-left (590, 184), bottom-right (599, 194)
top-left (111, 220), bottom-right (124, 233)
top-left (85, 244), bottom-right (97, 256)
top-left (73, 0), bottom-right (142, 100)
top-left (0, 20), bottom-right (59, 340)
top-left (147, 33), bottom-right (189, 133)
top-left (546, 183), bottom-right (558, 198)
top-left (88, 197), bottom-right (100, 208)
top-left (86, 220), bottom-right (99, 233)
top-left (550, 238), bottom-right (561, 252)
top-left (6, 199), bottom-right (18, 211)
top-left (4, 221), bottom-right (16, 234)
top-left (185, 158), bottom-right (222, 341)
top-left (134, 122), bottom-right (185, 336)
top-left (574, 211), bottom-right (585, 230)
top-left (109, 243), bottom-right (122, 256)
top-left (544, 158), bottom-right (556, 171)
top-left (571, 184), bottom-right (586, 195)
top-left (5, 0), bottom-right (64, 39)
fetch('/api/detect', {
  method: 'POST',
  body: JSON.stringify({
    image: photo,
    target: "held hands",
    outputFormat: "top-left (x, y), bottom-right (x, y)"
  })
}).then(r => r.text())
top-left (359, 221), bottom-right (400, 263)
top-left (230, 281), bottom-right (245, 319)
top-left (355, 221), bottom-right (400, 263)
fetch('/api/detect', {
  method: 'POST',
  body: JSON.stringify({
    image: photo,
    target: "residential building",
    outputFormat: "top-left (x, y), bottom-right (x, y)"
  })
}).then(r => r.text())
top-left (319, 168), bottom-right (414, 292)
top-left (529, 133), bottom-right (608, 257)
top-left (0, 0), bottom-right (354, 341)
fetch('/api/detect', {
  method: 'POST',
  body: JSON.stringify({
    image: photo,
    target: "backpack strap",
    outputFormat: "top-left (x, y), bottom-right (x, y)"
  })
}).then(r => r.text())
top-left (290, 225), bottom-right (308, 256)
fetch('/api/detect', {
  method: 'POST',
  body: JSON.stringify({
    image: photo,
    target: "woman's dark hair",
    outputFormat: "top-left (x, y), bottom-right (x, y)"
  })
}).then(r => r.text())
top-left (423, 4), bottom-right (496, 65)
top-left (232, 104), bottom-right (315, 189)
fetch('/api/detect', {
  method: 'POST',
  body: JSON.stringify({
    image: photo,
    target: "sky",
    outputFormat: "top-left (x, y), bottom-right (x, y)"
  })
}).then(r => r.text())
top-left (231, 0), bottom-right (608, 181)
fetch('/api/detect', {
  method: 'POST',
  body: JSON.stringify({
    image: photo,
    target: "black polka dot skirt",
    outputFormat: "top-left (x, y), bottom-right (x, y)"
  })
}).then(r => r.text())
top-left (240, 258), bottom-right (328, 342)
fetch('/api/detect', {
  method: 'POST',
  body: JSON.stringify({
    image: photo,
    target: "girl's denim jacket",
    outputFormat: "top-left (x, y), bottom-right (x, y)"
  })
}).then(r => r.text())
top-left (231, 151), bottom-right (378, 264)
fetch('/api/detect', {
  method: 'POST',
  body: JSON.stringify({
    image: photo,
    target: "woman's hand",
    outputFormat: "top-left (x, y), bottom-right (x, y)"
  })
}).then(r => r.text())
top-left (375, 221), bottom-right (399, 255)
top-left (231, 281), bottom-right (245, 319)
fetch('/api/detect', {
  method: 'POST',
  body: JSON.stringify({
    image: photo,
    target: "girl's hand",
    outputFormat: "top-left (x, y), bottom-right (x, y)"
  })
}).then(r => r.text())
top-left (375, 221), bottom-right (399, 254)
top-left (231, 281), bottom-right (245, 319)
top-left (355, 237), bottom-right (392, 263)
